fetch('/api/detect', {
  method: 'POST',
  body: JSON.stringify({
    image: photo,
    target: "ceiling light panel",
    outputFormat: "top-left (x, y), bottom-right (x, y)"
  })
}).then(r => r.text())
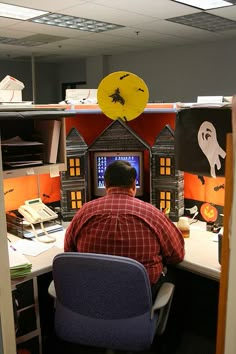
top-left (29, 13), bottom-right (124, 32)
top-left (173, 0), bottom-right (234, 10)
top-left (0, 2), bottom-right (48, 20)
top-left (167, 12), bottom-right (236, 31)
top-left (0, 36), bottom-right (45, 47)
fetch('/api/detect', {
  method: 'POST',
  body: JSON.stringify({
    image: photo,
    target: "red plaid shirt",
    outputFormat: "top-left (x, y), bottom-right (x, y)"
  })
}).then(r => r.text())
top-left (64, 188), bottom-right (185, 284)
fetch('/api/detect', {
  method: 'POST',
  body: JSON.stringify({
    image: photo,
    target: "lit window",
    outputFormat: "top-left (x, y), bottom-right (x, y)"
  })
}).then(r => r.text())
top-left (70, 190), bottom-right (82, 209)
top-left (159, 190), bottom-right (171, 210)
top-left (69, 157), bottom-right (81, 176)
top-left (159, 157), bottom-right (172, 175)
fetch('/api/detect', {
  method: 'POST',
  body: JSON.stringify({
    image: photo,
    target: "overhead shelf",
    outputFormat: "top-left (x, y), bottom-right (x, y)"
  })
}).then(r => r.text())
top-left (65, 103), bottom-right (178, 114)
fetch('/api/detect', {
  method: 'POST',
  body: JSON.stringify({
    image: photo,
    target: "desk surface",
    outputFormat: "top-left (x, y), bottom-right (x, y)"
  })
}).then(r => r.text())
top-left (178, 228), bottom-right (221, 281)
top-left (9, 224), bottom-right (221, 284)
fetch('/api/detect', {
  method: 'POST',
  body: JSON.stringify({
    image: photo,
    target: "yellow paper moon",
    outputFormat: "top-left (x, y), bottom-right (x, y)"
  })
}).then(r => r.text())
top-left (97, 71), bottom-right (149, 121)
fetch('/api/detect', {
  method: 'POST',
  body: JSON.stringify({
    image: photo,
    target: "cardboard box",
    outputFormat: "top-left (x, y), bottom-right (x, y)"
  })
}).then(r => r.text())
top-left (65, 89), bottom-right (97, 104)
top-left (0, 90), bottom-right (22, 102)
top-left (0, 75), bottom-right (24, 102)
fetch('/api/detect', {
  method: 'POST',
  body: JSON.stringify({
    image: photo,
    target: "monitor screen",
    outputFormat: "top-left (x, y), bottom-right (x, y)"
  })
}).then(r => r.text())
top-left (93, 151), bottom-right (143, 197)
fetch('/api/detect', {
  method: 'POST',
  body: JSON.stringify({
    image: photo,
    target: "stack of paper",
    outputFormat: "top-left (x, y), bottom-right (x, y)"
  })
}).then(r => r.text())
top-left (8, 246), bottom-right (32, 279)
top-left (12, 238), bottom-right (54, 256)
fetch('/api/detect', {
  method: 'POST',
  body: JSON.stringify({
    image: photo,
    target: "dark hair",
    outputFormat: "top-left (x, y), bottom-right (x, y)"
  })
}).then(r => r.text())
top-left (104, 160), bottom-right (137, 188)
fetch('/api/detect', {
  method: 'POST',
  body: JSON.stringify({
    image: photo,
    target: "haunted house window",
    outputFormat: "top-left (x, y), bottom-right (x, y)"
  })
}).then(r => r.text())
top-left (69, 190), bottom-right (83, 209)
top-left (68, 157), bottom-right (83, 177)
top-left (159, 157), bottom-right (172, 175)
top-left (159, 191), bottom-right (171, 211)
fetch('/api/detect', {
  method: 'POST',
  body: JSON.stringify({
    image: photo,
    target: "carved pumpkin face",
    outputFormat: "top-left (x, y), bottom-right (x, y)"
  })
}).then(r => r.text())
top-left (200, 202), bottom-right (218, 222)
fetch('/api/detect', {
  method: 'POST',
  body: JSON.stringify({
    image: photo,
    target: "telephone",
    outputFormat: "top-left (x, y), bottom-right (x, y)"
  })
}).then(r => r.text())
top-left (18, 198), bottom-right (58, 243)
top-left (18, 198), bottom-right (58, 224)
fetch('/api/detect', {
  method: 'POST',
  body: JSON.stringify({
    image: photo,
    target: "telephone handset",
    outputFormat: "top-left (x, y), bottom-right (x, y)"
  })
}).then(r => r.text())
top-left (18, 204), bottom-right (41, 224)
top-left (18, 198), bottom-right (58, 243)
top-left (18, 198), bottom-right (58, 224)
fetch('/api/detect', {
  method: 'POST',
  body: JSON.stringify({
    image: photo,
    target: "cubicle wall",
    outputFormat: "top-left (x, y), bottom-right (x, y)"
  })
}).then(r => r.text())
top-left (3, 108), bottom-right (226, 223)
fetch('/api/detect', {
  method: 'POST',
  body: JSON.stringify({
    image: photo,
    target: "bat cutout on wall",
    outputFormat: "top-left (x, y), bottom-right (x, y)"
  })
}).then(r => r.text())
top-left (198, 175), bottom-right (205, 185)
top-left (214, 184), bottom-right (225, 191)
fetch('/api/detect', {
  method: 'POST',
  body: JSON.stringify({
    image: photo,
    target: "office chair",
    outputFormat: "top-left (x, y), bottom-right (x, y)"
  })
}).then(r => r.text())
top-left (48, 252), bottom-right (175, 352)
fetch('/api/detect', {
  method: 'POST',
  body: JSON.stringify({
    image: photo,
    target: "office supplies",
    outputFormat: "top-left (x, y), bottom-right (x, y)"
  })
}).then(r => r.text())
top-left (23, 223), bottom-right (64, 239)
top-left (10, 244), bottom-right (17, 251)
top-left (1, 135), bottom-right (44, 169)
top-left (18, 198), bottom-right (58, 243)
top-left (18, 198), bottom-right (58, 224)
top-left (6, 211), bottom-right (62, 239)
top-left (8, 246), bottom-right (32, 278)
top-left (12, 239), bottom-right (54, 257)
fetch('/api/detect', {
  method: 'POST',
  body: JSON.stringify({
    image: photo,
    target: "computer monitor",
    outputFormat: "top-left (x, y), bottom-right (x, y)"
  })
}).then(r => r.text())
top-left (93, 151), bottom-right (144, 197)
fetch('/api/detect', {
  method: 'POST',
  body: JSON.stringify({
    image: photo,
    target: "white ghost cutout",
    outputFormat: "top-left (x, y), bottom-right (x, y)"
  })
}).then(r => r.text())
top-left (197, 121), bottom-right (226, 178)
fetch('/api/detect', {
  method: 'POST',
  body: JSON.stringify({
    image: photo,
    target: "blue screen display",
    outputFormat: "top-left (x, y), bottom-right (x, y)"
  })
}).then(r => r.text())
top-left (96, 154), bottom-right (141, 189)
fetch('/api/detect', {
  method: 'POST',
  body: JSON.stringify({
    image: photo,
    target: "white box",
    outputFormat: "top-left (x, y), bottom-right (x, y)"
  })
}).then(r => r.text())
top-left (65, 89), bottom-right (97, 104)
top-left (0, 75), bottom-right (24, 102)
top-left (0, 90), bottom-right (22, 102)
top-left (0, 75), bottom-right (24, 90)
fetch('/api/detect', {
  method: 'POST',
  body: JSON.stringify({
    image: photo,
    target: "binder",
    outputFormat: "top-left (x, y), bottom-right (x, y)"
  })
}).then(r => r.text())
top-left (34, 119), bottom-right (61, 163)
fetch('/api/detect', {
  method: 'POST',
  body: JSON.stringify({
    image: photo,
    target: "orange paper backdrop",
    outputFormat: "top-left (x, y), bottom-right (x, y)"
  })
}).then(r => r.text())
top-left (3, 111), bottom-right (225, 211)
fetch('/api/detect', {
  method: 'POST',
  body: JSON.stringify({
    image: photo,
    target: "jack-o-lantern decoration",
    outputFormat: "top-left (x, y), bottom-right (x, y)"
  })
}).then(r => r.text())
top-left (200, 202), bottom-right (218, 222)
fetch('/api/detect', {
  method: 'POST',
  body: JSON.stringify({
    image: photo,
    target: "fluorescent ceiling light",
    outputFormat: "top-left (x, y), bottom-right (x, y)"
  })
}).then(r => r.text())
top-left (173, 0), bottom-right (233, 10)
top-left (0, 2), bottom-right (48, 20)
top-left (30, 13), bottom-right (124, 33)
top-left (167, 11), bottom-right (236, 32)
top-left (0, 36), bottom-right (45, 47)
top-left (0, 2), bottom-right (124, 33)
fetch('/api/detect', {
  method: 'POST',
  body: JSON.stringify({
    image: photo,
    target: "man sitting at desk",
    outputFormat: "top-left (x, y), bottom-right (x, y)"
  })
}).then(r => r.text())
top-left (64, 160), bottom-right (185, 299)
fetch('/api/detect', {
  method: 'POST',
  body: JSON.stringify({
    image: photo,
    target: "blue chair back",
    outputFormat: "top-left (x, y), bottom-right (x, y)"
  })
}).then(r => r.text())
top-left (52, 252), bottom-right (159, 351)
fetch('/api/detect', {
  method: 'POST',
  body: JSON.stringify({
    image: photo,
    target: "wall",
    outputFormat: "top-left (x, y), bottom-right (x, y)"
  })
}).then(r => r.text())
top-left (0, 58), bottom-right (86, 104)
top-left (56, 59), bottom-right (86, 101)
top-left (87, 38), bottom-right (236, 103)
top-left (3, 110), bottom-right (225, 216)
top-left (106, 38), bottom-right (236, 102)
top-left (0, 59), bottom-right (32, 101)
top-left (1, 38), bottom-right (236, 104)
top-left (35, 63), bottom-right (59, 103)
top-left (4, 112), bottom-right (177, 211)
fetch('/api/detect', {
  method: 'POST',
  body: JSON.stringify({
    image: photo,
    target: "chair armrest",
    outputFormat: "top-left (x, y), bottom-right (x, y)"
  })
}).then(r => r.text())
top-left (48, 280), bottom-right (56, 298)
top-left (151, 282), bottom-right (175, 319)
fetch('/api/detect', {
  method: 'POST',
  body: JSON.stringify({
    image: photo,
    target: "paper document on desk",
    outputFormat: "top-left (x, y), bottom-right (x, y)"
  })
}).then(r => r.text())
top-left (12, 239), bottom-right (53, 256)
top-left (190, 220), bottom-right (206, 231)
top-left (53, 230), bottom-right (65, 248)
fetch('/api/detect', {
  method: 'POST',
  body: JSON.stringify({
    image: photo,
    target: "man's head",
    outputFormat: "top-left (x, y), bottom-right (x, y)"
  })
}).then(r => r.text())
top-left (104, 160), bottom-right (137, 195)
